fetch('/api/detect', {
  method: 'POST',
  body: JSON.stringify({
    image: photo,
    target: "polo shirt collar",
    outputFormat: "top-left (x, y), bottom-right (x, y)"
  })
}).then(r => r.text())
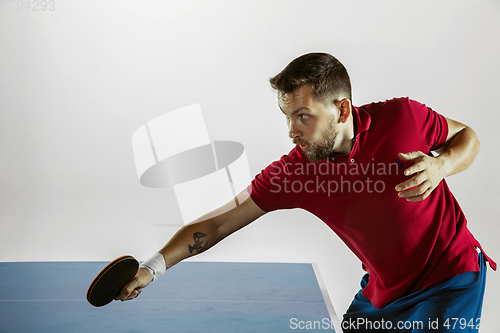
top-left (326, 105), bottom-right (371, 161)
top-left (352, 105), bottom-right (371, 137)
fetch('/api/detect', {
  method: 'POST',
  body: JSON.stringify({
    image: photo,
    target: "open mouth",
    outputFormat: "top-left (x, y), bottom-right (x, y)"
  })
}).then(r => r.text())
top-left (299, 145), bottom-right (309, 151)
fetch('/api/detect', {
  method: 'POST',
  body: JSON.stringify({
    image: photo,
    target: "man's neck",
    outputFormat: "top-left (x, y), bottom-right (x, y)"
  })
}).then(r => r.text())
top-left (337, 114), bottom-right (356, 155)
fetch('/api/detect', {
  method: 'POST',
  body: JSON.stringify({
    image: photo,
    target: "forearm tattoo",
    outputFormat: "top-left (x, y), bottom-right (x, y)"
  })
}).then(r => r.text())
top-left (188, 232), bottom-right (209, 254)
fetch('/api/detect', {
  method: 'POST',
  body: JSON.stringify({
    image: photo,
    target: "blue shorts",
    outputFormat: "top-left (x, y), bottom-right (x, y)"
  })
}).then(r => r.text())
top-left (342, 249), bottom-right (487, 332)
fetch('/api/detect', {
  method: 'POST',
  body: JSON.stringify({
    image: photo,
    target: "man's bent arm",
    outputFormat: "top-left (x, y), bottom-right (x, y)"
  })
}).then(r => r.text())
top-left (434, 117), bottom-right (480, 177)
top-left (116, 190), bottom-right (266, 301)
top-left (396, 117), bottom-right (480, 202)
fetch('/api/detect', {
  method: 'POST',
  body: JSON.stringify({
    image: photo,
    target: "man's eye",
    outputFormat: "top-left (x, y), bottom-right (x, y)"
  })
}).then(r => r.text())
top-left (299, 114), bottom-right (309, 119)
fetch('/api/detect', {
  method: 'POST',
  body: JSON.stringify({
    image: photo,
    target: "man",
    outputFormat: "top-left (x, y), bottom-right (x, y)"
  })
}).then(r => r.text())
top-left (117, 53), bottom-right (495, 332)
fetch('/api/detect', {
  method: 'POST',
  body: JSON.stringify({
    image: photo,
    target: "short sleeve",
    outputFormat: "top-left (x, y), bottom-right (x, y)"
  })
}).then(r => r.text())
top-left (407, 99), bottom-right (449, 151)
top-left (248, 158), bottom-right (296, 212)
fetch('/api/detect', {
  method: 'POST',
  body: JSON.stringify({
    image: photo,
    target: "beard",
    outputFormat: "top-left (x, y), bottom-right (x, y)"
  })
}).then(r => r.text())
top-left (293, 116), bottom-right (338, 162)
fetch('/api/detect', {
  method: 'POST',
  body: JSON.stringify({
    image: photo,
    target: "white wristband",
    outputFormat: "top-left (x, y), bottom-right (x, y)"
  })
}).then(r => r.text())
top-left (139, 253), bottom-right (166, 281)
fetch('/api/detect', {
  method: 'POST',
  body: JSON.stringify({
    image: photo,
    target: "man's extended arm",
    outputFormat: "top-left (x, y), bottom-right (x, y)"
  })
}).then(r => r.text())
top-left (395, 117), bottom-right (480, 202)
top-left (116, 190), bottom-right (266, 301)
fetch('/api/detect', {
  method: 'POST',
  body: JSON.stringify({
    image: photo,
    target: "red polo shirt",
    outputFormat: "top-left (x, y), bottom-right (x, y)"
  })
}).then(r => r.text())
top-left (249, 97), bottom-right (496, 309)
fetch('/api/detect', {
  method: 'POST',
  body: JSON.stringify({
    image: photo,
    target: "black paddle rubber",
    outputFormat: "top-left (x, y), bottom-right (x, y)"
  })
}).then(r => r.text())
top-left (86, 255), bottom-right (139, 307)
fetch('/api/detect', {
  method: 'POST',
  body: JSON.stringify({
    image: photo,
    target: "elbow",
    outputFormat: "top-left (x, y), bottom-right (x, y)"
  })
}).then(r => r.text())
top-left (466, 125), bottom-right (480, 156)
top-left (475, 130), bottom-right (480, 154)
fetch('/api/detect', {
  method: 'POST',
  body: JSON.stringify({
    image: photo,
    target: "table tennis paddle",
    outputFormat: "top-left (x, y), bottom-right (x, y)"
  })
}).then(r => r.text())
top-left (86, 255), bottom-right (139, 307)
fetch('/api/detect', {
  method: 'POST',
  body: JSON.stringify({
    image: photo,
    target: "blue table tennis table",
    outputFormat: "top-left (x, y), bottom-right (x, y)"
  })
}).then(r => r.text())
top-left (0, 261), bottom-right (341, 332)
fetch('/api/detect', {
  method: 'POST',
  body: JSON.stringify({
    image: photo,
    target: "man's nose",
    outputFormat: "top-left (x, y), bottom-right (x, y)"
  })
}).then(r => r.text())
top-left (288, 119), bottom-right (298, 138)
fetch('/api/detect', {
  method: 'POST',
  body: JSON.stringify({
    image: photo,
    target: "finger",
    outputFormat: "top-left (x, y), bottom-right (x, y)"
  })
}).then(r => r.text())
top-left (404, 187), bottom-right (433, 202)
top-left (403, 161), bottom-right (426, 177)
top-left (131, 288), bottom-right (142, 299)
top-left (125, 288), bottom-right (142, 301)
top-left (398, 151), bottom-right (425, 161)
top-left (118, 278), bottom-right (139, 301)
top-left (395, 174), bottom-right (426, 192)
top-left (397, 181), bottom-right (431, 198)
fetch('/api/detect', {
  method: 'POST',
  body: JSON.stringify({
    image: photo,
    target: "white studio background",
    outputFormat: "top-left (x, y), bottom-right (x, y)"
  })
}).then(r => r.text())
top-left (1, 0), bottom-right (499, 330)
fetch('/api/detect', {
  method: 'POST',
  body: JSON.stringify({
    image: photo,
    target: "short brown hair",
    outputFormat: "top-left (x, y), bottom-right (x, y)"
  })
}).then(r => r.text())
top-left (269, 53), bottom-right (352, 104)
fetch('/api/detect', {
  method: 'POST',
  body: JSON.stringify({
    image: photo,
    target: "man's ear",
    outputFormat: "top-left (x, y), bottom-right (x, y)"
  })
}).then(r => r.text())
top-left (337, 98), bottom-right (351, 123)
